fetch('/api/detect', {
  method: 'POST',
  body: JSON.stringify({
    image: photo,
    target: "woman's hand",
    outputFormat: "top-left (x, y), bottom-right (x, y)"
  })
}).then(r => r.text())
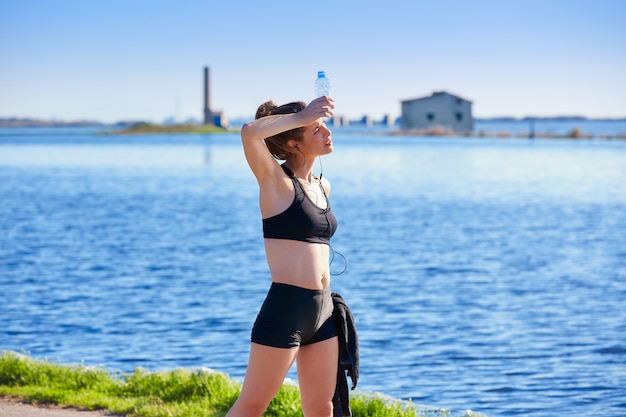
top-left (296, 96), bottom-right (335, 125)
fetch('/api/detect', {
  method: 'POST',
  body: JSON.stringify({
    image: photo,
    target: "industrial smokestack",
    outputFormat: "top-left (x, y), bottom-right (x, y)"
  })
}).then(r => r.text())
top-left (203, 66), bottom-right (212, 125)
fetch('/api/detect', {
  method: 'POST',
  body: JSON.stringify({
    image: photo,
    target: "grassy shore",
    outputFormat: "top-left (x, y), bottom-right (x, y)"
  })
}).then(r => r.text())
top-left (0, 352), bottom-right (486, 417)
top-left (103, 122), bottom-right (235, 135)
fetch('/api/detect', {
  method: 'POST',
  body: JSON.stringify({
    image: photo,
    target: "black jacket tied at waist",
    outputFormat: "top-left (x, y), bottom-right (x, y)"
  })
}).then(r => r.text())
top-left (331, 292), bottom-right (359, 417)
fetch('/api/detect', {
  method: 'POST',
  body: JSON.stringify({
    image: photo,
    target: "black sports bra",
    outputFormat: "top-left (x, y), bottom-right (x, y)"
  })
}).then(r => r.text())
top-left (262, 165), bottom-right (338, 245)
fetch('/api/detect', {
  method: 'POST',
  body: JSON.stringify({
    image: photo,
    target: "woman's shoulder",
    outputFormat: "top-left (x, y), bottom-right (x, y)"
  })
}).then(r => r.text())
top-left (320, 176), bottom-right (331, 196)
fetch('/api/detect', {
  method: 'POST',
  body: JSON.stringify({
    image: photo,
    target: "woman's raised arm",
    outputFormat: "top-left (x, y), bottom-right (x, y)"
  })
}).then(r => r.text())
top-left (241, 96), bottom-right (334, 183)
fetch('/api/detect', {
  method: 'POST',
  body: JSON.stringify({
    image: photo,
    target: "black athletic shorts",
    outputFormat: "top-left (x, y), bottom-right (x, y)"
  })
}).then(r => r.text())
top-left (251, 282), bottom-right (337, 348)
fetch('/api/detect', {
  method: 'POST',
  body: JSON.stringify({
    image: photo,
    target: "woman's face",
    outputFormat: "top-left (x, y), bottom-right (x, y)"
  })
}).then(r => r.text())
top-left (298, 119), bottom-right (333, 157)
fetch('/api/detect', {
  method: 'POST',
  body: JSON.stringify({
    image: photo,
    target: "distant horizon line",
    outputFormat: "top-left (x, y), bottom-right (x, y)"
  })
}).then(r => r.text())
top-left (2, 115), bottom-right (626, 128)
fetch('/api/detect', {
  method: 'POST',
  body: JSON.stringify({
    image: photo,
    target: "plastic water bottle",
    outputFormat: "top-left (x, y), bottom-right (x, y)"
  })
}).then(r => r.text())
top-left (314, 71), bottom-right (331, 97)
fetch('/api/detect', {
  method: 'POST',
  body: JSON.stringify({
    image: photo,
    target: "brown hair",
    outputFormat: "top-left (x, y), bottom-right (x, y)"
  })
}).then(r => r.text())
top-left (255, 100), bottom-right (307, 160)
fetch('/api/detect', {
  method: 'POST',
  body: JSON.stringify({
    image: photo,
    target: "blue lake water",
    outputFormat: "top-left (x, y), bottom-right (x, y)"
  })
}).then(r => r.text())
top-left (1, 127), bottom-right (625, 417)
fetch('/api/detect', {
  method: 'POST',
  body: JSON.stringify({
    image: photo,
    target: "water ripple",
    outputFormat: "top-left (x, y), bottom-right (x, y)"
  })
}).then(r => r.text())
top-left (1, 134), bottom-right (626, 417)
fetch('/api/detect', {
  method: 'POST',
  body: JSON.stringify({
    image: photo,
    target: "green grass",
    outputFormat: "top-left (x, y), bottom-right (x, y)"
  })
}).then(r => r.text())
top-left (104, 122), bottom-right (235, 135)
top-left (0, 352), bottom-right (485, 417)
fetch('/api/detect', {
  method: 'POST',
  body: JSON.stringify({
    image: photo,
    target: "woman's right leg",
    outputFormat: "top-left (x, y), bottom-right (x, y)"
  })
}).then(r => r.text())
top-left (225, 342), bottom-right (299, 417)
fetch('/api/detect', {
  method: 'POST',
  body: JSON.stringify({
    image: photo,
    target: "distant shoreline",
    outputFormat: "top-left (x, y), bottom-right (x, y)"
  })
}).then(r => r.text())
top-left (1, 118), bottom-right (625, 140)
top-left (2, 116), bottom-right (626, 129)
top-left (100, 122), bottom-right (231, 135)
top-left (475, 116), bottom-right (626, 122)
top-left (387, 126), bottom-right (626, 140)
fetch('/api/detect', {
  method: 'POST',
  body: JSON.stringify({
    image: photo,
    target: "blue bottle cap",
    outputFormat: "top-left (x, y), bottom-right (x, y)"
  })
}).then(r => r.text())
top-left (317, 71), bottom-right (326, 78)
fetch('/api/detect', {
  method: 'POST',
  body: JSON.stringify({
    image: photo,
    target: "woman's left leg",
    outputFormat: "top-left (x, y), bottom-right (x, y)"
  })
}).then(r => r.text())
top-left (296, 336), bottom-right (339, 417)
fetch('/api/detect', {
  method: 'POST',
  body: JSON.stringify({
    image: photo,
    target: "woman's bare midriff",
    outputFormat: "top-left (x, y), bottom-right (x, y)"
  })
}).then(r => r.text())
top-left (264, 238), bottom-right (331, 290)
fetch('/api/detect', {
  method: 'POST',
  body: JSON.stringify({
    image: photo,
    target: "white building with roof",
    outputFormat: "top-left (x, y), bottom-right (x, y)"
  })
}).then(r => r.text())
top-left (401, 91), bottom-right (473, 133)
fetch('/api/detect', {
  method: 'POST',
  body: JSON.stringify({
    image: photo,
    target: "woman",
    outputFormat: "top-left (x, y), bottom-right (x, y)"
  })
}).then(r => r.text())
top-left (226, 95), bottom-right (338, 417)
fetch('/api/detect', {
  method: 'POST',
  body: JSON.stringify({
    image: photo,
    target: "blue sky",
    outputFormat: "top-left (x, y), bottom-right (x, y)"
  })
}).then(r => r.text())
top-left (1, 0), bottom-right (625, 123)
